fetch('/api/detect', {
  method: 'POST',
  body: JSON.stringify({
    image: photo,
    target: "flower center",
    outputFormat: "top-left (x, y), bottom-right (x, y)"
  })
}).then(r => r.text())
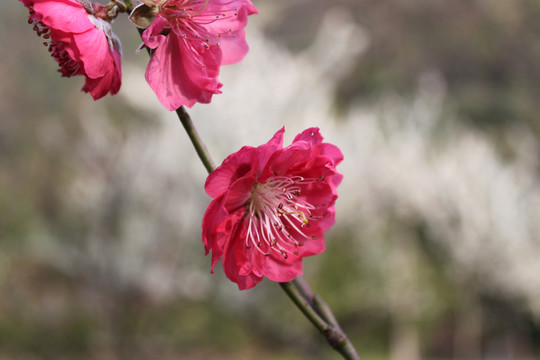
top-left (159, 0), bottom-right (241, 49)
top-left (246, 175), bottom-right (323, 259)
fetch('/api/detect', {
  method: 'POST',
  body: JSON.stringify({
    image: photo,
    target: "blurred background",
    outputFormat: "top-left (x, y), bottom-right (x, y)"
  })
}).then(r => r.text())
top-left (2, 0), bottom-right (540, 359)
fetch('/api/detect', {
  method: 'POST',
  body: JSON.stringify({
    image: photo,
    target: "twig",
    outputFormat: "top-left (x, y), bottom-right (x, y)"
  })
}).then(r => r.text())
top-left (286, 278), bottom-right (361, 360)
top-left (175, 106), bottom-right (216, 173)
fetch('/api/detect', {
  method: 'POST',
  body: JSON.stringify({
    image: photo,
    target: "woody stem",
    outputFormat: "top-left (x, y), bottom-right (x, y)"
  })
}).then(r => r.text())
top-left (279, 281), bottom-right (360, 360)
top-left (175, 107), bottom-right (216, 173)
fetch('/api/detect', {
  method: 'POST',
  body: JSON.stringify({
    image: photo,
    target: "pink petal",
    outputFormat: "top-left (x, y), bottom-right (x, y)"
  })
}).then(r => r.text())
top-left (201, 3), bottom-right (254, 65)
top-left (292, 127), bottom-right (324, 144)
top-left (202, 198), bottom-right (226, 255)
top-left (205, 128), bottom-right (284, 198)
top-left (314, 143), bottom-right (344, 167)
top-left (205, 146), bottom-right (256, 198)
top-left (33, 0), bottom-right (94, 33)
top-left (218, 29), bottom-right (249, 65)
top-left (141, 16), bottom-right (168, 49)
top-left (260, 257), bottom-right (302, 283)
top-left (145, 34), bottom-right (222, 110)
top-left (73, 28), bottom-right (112, 78)
top-left (251, 127), bottom-right (285, 173)
top-left (200, 0), bottom-right (256, 36)
top-left (260, 145), bottom-right (311, 181)
top-left (221, 213), bottom-right (263, 289)
top-left (223, 175), bottom-right (256, 212)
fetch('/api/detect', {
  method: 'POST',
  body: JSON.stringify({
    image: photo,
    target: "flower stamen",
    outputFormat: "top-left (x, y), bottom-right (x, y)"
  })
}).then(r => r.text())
top-left (245, 175), bottom-right (322, 258)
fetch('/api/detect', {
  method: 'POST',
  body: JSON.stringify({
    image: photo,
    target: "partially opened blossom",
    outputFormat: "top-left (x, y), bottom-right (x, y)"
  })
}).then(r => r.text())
top-left (21, 0), bottom-right (122, 100)
top-left (202, 128), bottom-right (343, 290)
top-left (133, 0), bottom-right (258, 110)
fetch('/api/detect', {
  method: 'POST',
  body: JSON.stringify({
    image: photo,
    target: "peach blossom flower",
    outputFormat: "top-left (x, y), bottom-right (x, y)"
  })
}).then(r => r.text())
top-left (137, 0), bottom-right (257, 110)
top-left (203, 128), bottom-right (343, 289)
top-left (21, 0), bottom-right (122, 100)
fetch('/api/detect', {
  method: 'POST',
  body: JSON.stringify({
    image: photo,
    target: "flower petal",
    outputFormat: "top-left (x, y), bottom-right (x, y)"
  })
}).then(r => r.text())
top-left (144, 33), bottom-right (222, 110)
top-left (74, 27), bottom-right (112, 78)
top-left (21, 0), bottom-right (122, 100)
top-left (33, 0), bottom-right (94, 33)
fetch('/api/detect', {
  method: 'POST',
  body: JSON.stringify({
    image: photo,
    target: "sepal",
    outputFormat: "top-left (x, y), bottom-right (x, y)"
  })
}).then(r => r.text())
top-left (76, 0), bottom-right (94, 14)
top-left (129, 3), bottom-right (158, 29)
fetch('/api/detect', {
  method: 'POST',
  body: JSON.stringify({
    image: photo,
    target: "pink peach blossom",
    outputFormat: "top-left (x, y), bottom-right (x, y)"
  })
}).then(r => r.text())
top-left (139, 0), bottom-right (258, 110)
top-left (203, 128), bottom-right (343, 290)
top-left (21, 0), bottom-right (122, 100)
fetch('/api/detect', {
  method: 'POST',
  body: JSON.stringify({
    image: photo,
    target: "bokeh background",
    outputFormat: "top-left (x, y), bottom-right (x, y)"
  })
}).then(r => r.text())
top-left (2, 0), bottom-right (540, 359)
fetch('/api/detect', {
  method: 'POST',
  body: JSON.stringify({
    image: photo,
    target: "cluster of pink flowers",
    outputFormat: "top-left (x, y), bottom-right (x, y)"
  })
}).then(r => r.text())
top-left (20, 0), bottom-right (257, 108)
top-left (21, 1), bottom-right (344, 290)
